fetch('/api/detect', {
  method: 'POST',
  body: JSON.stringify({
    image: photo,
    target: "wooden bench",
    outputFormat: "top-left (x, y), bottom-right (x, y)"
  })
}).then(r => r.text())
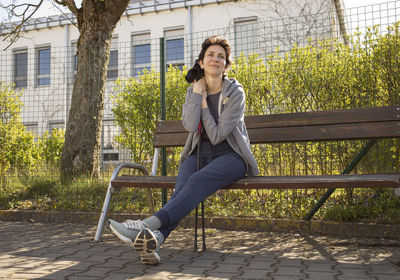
top-left (94, 105), bottom-right (400, 242)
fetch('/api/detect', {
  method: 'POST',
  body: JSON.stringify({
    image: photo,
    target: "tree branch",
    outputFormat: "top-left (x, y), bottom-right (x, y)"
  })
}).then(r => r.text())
top-left (104, 0), bottom-right (130, 26)
top-left (333, 0), bottom-right (349, 45)
top-left (1, 0), bottom-right (44, 50)
top-left (53, 0), bottom-right (80, 17)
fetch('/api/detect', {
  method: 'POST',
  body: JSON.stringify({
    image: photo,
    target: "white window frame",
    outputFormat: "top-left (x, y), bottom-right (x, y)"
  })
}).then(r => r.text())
top-left (132, 32), bottom-right (151, 76)
top-left (164, 27), bottom-right (184, 69)
top-left (107, 37), bottom-right (119, 80)
top-left (234, 17), bottom-right (259, 57)
top-left (13, 49), bottom-right (28, 88)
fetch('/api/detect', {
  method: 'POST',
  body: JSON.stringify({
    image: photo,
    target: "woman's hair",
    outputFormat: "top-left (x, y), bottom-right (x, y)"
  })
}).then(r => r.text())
top-left (198, 35), bottom-right (232, 67)
top-left (185, 35), bottom-right (232, 83)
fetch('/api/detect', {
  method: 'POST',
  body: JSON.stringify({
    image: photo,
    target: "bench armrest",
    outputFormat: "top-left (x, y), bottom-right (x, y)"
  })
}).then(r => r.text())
top-left (116, 162), bottom-right (149, 176)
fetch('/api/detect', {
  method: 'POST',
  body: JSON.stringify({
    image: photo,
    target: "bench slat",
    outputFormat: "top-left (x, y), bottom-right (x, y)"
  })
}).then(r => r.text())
top-left (248, 121), bottom-right (400, 143)
top-left (153, 121), bottom-right (400, 147)
top-left (112, 174), bottom-right (400, 189)
top-left (245, 106), bottom-right (400, 129)
top-left (155, 105), bottom-right (400, 133)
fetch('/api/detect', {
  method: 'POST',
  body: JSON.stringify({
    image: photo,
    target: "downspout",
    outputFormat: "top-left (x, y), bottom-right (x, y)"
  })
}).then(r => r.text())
top-left (333, 0), bottom-right (349, 45)
top-left (64, 23), bottom-right (70, 129)
top-left (188, 5), bottom-right (193, 64)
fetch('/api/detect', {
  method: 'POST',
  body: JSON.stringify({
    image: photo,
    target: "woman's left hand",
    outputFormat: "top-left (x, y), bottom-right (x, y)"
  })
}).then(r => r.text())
top-left (193, 78), bottom-right (207, 97)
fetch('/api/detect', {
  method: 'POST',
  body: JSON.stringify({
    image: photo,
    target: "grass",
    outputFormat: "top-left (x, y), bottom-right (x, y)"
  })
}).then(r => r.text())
top-left (1, 171), bottom-right (400, 224)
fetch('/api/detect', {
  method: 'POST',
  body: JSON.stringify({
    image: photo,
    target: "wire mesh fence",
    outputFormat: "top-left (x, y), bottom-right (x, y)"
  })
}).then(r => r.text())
top-left (0, 1), bottom-right (399, 220)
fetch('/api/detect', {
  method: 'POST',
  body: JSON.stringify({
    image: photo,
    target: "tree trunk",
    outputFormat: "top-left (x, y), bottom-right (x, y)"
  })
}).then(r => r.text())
top-left (333, 0), bottom-right (349, 46)
top-left (60, 0), bottom-right (129, 178)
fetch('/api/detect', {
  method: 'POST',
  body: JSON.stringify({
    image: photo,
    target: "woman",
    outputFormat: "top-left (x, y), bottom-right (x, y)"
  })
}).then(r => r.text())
top-left (109, 35), bottom-right (259, 265)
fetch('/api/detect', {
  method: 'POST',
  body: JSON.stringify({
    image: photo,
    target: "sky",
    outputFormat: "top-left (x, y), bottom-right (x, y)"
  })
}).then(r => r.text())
top-left (344, 0), bottom-right (395, 8)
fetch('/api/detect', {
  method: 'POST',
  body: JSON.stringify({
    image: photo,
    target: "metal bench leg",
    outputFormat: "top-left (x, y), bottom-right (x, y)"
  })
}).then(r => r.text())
top-left (193, 202), bottom-right (207, 252)
top-left (93, 160), bottom-right (152, 242)
top-left (194, 206), bottom-right (199, 252)
top-left (303, 139), bottom-right (377, 220)
top-left (201, 201), bottom-right (207, 251)
top-left (93, 163), bottom-right (126, 242)
top-left (94, 183), bottom-right (114, 241)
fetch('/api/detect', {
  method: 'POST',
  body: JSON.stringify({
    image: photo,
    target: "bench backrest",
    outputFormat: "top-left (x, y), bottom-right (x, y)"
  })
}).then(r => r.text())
top-left (153, 105), bottom-right (400, 147)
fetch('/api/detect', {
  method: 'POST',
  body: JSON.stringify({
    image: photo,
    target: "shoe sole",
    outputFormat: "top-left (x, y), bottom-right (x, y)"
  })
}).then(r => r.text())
top-left (109, 224), bottom-right (133, 244)
top-left (133, 228), bottom-right (160, 265)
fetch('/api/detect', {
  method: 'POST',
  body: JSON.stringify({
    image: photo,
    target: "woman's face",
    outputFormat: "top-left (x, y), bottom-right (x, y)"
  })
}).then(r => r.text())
top-left (199, 44), bottom-right (227, 78)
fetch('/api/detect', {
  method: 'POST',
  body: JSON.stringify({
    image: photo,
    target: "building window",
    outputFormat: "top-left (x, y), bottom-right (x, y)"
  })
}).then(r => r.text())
top-left (103, 153), bottom-right (119, 161)
top-left (165, 28), bottom-right (184, 69)
top-left (132, 33), bottom-right (151, 76)
top-left (234, 17), bottom-right (259, 57)
top-left (102, 120), bottom-right (117, 150)
top-left (166, 38), bottom-right (184, 62)
top-left (14, 50), bottom-right (28, 88)
top-left (23, 122), bottom-right (39, 141)
top-left (102, 119), bottom-right (119, 162)
top-left (48, 121), bottom-right (64, 133)
top-left (107, 48), bottom-right (118, 79)
top-left (36, 47), bottom-right (51, 86)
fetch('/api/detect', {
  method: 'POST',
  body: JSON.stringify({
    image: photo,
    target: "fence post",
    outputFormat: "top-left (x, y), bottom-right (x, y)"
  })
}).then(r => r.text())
top-left (160, 37), bottom-right (168, 206)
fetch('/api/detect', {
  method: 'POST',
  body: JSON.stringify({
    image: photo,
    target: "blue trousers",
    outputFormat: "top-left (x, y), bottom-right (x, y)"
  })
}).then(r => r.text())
top-left (154, 141), bottom-right (247, 239)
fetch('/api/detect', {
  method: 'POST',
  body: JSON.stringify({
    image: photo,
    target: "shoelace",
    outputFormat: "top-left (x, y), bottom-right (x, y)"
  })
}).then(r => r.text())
top-left (122, 220), bottom-right (148, 231)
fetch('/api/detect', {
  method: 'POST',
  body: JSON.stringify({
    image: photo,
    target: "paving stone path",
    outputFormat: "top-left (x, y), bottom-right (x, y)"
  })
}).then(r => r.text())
top-left (0, 221), bottom-right (399, 279)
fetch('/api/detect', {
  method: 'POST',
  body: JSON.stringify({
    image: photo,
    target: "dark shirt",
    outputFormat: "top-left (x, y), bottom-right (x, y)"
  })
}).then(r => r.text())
top-left (201, 92), bottom-right (221, 141)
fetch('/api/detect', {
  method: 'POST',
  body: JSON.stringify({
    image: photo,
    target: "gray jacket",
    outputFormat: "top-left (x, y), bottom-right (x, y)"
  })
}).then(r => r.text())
top-left (180, 77), bottom-right (259, 177)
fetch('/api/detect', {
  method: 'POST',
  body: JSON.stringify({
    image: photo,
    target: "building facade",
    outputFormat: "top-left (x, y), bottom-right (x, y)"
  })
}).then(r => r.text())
top-left (0, 0), bottom-right (344, 164)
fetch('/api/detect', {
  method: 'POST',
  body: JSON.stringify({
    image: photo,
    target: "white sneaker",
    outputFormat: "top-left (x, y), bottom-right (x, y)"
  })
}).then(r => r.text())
top-left (133, 228), bottom-right (163, 265)
top-left (108, 219), bottom-right (149, 244)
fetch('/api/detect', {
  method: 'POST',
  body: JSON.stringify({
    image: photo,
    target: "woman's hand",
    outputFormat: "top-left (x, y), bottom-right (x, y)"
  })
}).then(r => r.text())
top-left (193, 79), bottom-right (207, 97)
top-left (193, 78), bottom-right (208, 109)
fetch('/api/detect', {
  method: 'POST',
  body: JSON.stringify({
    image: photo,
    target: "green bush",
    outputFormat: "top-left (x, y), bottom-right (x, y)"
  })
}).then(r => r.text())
top-left (0, 82), bottom-right (38, 183)
top-left (112, 67), bottom-right (186, 173)
top-left (2, 23), bottom-right (400, 224)
top-left (37, 129), bottom-right (65, 166)
top-left (112, 23), bottom-right (400, 177)
top-left (371, 23), bottom-right (400, 105)
top-left (0, 81), bottom-right (66, 183)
